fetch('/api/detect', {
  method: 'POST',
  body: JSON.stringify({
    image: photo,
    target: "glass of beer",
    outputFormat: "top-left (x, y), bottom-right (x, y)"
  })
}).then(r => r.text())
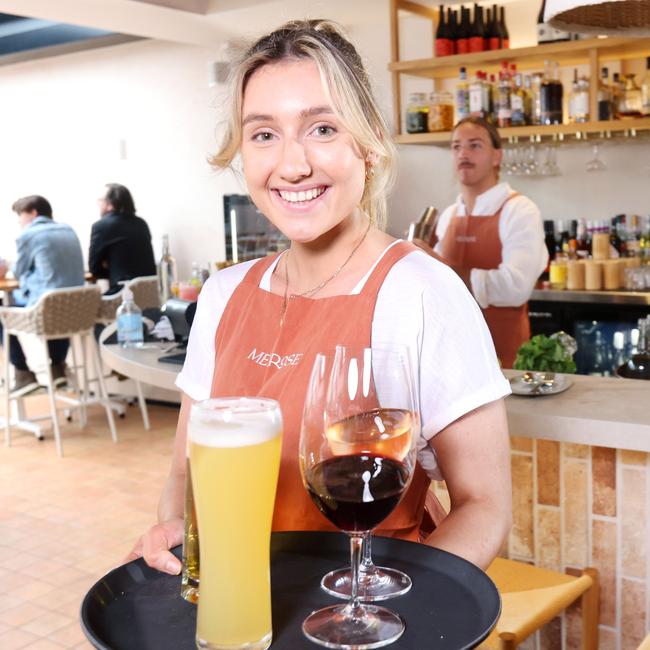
top-left (180, 459), bottom-right (199, 603)
top-left (189, 397), bottom-right (283, 650)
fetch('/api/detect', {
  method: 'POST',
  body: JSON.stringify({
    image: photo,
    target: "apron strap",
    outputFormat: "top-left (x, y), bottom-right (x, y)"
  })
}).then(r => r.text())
top-left (360, 240), bottom-right (418, 298)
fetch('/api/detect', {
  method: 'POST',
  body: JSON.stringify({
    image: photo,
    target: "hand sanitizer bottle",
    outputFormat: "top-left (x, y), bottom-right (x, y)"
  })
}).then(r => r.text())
top-left (116, 285), bottom-right (144, 348)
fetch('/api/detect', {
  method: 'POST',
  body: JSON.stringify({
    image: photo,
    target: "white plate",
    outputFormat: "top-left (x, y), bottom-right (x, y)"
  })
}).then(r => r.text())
top-left (509, 372), bottom-right (573, 397)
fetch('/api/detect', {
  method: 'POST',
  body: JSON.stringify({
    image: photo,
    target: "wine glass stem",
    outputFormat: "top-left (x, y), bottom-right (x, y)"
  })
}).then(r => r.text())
top-left (347, 534), bottom-right (364, 613)
top-left (361, 531), bottom-right (374, 572)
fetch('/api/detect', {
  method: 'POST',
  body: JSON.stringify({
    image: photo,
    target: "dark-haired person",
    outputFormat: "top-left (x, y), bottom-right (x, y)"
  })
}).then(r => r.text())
top-left (0, 195), bottom-right (84, 395)
top-left (420, 118), bottom-right (547, 368)
top-left (88, 184), bottom-right (156, 294)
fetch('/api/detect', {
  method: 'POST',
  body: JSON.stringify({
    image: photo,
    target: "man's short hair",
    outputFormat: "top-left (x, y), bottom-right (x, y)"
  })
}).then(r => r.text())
top-left (11, 195), bottom-right (53, 218)
top-left (452, 117), bottom-right (503, 150)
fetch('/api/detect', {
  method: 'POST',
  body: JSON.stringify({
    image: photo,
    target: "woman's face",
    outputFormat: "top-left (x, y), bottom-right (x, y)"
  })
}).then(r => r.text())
top-left (240, 59), bottom-right (366, 244)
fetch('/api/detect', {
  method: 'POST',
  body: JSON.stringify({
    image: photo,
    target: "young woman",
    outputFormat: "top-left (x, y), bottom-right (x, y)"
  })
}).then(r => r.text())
top-left (128, 19), bottom-right (512, 573)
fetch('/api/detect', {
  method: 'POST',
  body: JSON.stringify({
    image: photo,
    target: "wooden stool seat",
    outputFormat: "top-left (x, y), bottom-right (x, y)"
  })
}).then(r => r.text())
top-left (481, 558), bottom-right (599, 649)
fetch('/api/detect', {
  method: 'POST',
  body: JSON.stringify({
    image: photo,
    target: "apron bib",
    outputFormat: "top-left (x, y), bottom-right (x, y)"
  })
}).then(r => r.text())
top-left (210, 241), bottom-right (430, 541)
top-left (439, 195), bottom-right (530, 368)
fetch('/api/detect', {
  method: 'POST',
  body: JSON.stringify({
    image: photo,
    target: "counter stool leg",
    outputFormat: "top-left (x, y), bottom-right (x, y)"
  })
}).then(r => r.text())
top-left (135, 380), bottom-right (150, 431)
top-left (80, 333), bottom-right (90, 427)
top-left (3, 325), bottom-right (10, 447)
top-left (498, 631), bottom-right (517, 650)
top-left (581, 568), bottom-right (599, 650)
top-left (89, 333), bottom-right (117, 443)
top-left (44, 340), bottom-right (63, 457)
top-left (69, 337), bottom-right (84, 428)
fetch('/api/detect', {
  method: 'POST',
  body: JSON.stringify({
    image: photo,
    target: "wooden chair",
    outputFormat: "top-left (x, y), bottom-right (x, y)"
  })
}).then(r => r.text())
top-left (482, 559), bottom-right (599, 649)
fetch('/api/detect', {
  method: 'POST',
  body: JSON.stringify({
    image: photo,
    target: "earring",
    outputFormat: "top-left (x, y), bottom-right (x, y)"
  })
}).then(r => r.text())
top-left (365, 164), bottom-right (375, 181)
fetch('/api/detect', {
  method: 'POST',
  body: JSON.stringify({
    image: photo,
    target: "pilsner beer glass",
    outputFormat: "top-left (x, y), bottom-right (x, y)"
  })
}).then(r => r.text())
top-left (189, 397), bottom-right (283, 650)
top-left (180, 460), bottom-right (199, 603)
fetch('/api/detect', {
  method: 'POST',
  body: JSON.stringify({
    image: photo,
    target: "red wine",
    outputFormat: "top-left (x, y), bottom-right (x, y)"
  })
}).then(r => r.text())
top-left (306, 454), bottom-right (409, 533)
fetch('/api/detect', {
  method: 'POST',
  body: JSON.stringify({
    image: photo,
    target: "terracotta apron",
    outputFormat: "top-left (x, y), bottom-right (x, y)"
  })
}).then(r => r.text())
top-left (439, 194), bottom-right (530, 368)
top-left (210, 241), bottom-right (430, 541)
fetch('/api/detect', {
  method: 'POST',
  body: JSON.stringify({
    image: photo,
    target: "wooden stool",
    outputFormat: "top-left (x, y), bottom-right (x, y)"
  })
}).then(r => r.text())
top-left (481, 558), bottom-right (599, 649)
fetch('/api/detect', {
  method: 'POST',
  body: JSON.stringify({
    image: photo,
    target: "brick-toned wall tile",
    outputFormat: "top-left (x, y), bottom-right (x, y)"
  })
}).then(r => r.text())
top-left (620, 450), bottom-right (647, 466)
top-left (566, 598), bottom-right (582, 650)
top-left (622, 468), bottom-right (646, 579)
top-left (564, 443), bottom-right (589, 459)
top-left (511, 455), bottom-right (534, 559)
top-left (537, 440), bottom-right (560, 506)
top-left (592, 447), bottom-right (616, 517)
top-left (592, 520), bottom-right (617, 627)
top-left (564, 460), bottom-right (588, 567)
top-left (621, 579), bottom-right (646, 650)
top-left (539, 616), bottom-right (562, 650)
top-left (511, 436), bottom-right (533, 453)
top-left (537, 507), bottom-right (561, 570)
top-left (598, 627), bottom-right (617, 650)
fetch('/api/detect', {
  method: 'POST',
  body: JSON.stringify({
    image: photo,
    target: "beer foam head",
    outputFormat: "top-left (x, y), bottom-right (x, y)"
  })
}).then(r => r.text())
top-left (189, 397), bottom-right (282, 448)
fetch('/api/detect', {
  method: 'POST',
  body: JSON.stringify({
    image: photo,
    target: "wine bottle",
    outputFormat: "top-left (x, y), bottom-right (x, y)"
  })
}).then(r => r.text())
top-left (448, 7), bottom-right (458, 55)
top-left (435, 4), bottom-right (453, 57)
top-left (456, 6), bottom-right (470, 55)
top-left (500, 6), bottom-right (510, 48)
top-left (469, 4), bottom-right (486, 53)
top-left (158, 234), bottom-right (178, 303)
top-left (488, 4), bottom-right (500, 50)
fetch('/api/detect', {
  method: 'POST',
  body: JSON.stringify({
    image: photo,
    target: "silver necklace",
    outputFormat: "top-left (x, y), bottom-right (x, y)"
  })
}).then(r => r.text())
top-left (279, 221), bottom-right (371, 326)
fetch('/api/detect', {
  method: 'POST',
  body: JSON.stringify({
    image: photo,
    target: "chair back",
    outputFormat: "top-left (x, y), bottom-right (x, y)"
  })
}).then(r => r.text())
top-left (97, 276), bottom-right (160, 323)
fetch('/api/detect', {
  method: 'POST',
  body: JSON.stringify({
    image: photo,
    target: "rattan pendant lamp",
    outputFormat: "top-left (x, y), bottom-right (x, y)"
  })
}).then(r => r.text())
top-left (545, 0), bottom-right (650, 36)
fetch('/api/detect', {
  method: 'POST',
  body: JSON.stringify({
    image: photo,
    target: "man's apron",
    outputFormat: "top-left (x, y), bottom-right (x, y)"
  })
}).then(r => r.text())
top-left (439, 195), bottom-right (530, 368)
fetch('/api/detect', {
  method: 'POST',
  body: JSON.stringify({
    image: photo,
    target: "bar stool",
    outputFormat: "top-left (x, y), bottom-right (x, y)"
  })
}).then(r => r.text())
top-left (482, 559), bottom-right (599, 649)
top-left (0, 286), bottom-right (117, 457)
top-left (95, 275), bottom-right (161, 431)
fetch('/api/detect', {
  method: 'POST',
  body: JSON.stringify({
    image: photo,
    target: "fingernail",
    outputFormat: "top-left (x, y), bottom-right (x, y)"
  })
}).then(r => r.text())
top-left (165, 561), bottom-right (180, 575)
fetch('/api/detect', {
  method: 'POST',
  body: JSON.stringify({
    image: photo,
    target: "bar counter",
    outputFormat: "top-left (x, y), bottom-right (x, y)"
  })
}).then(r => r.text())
top-left (435, 371), bottom-right (650, 649)
top-left (530, 288), bottom-right (650, 306)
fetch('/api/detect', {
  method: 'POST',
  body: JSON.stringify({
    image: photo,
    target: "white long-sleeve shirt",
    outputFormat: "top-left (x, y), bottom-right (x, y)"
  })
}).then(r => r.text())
top-left (433, 182), bottom-right (548, 309)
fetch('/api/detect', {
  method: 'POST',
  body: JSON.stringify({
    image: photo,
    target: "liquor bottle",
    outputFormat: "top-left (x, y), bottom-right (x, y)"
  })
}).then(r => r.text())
top-left (435, 5), bottom-right (453, 57)
top-left (618, 74), bottom-right (643, 117)
top-left (469, 71), bottom-right (489, 120)
top-left (576, 219), bottom-right (589, 259)
top-left (456, 6), bottom-right (470, 55)
top-left (510, 73), bottom-right (527, 126)
top-left (569, 69), bottom-right (589, 123)
top-left (541, 61), bottom-right (563, 125)
top-left (597, 67), bottom-right (613, 121)
top-left (612, 72), bottom-right (623, 117)
top-left (469, 4), bottom-right (486, 53)
top-left (641, 56), bottom-right (650, 116)
top-left (499, 6), bottom-right (509, 48)
top-left (158, 234), bottom-right (178, 303)
top-left (496, 62), bottom-right (512, 127)
top-left (523, 74), bottom-right (534, 124)
top-left (568, 220), bottom-right (578, 259)
top-left (448, 8), bottom-right (458, 55)
top-left (541, 220), bottom-right (556, 280)
top-left (530, 73), bottom-right (543, 125)
top-left (488, 5), bottom-right (501, 50)
top-left (456, 67), bottom-right (470, 121)
top-left (488, 73), bottom-right (497, 123)
top-left (610, 217), bottom-right (624, 256)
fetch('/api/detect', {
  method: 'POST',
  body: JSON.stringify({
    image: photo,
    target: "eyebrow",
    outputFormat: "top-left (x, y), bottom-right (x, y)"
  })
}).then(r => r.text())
top-left (451, 137), bottom-right (485, 145)
top-left (242, 105), bottom-right (334, 127)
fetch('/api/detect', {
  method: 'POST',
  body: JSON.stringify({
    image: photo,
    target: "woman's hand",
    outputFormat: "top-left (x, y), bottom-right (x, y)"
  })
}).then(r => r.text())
top-left (125, 518), bottom-right (185, 574)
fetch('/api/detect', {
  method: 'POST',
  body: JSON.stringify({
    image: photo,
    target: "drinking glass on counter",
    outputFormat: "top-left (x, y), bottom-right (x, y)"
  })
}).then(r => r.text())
top-left (189, 398), bottom-right (283, 650)
top-left (300, 346), bottom-right (418, 648)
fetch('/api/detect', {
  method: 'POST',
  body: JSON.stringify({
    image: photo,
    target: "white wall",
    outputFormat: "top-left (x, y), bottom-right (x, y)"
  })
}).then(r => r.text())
top-left (0, 0), bottom-right (648, 277)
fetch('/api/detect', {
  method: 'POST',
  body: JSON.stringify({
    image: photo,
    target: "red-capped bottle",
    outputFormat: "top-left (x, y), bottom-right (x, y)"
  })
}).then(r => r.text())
top-left (456, 6), bottom-right (470, 54)
top-left (469, 3), bottom-right (486, 53)
top-left (435, 4), bottom-right (453, 57)
top-left (448, 8), bottom-right (458, 55)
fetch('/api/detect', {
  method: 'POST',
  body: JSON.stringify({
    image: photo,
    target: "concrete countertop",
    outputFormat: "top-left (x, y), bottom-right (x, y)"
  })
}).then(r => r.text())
top-left (503, 369), bottom-right (650, 452)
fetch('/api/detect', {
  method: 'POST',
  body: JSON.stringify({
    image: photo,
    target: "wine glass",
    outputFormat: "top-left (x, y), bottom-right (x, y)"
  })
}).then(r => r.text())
top-left (586, 143), bottom-right (607, 172)
top-left (299, 345), bottom-right (418, 648)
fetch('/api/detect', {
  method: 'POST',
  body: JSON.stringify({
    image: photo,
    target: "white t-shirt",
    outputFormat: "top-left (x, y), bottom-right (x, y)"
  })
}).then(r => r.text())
top-left (434, 182), bottom-right (548, 310)
top-left (176, 242), bottom-right (511, 480)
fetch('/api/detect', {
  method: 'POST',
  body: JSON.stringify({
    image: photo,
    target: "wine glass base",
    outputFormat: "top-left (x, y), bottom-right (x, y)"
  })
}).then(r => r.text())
top-left (321, 567), bottom-right (412, 602)
top-left (303, 603), bottom-right (404, 649)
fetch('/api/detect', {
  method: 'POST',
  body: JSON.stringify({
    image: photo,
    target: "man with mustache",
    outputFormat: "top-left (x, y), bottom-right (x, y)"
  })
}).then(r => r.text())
top-left (422, 117), bottom-right (547, 368)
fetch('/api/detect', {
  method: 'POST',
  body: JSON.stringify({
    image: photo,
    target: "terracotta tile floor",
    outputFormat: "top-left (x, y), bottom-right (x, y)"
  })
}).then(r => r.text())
top-left (0, 393), bottom-right (178, 648)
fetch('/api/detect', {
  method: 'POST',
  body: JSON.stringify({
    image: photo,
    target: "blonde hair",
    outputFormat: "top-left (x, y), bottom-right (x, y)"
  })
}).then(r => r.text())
top-left (210, 19), bottom-right (397, 229)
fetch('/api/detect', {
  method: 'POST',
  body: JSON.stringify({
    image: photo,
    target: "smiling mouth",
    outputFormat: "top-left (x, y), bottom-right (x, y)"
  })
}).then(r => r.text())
top-left (276, 186), bottom-right (327, 204)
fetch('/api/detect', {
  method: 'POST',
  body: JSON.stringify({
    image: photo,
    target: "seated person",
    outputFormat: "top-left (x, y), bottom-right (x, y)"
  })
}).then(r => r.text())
top-left (89, 184), bottom-right (157, 294)
top-left (0, 195), bottom-right (85, 396)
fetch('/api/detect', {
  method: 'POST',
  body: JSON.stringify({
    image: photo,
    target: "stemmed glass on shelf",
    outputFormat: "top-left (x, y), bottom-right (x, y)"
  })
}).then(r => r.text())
top-left (299, 344), bottom-right (419, 649)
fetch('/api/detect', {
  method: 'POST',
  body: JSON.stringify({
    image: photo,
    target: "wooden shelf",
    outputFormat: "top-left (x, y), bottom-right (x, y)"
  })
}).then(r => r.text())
top-left (394, 117), bottom-right (650, 145)
top-left (389, 37), bottom-right (650, 80)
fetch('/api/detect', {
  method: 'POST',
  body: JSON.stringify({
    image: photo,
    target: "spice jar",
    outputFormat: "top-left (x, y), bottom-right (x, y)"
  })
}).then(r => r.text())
top-left (427, 91), bottom-right (454, 132)
top-left (406, 92), bottom-right (429, 134)
top-left (549, 259), bottom-right (568, 290)
top-left (584, 260), bottom-right (602, 291)
top-left (567, 260), bottom-right (585, 290)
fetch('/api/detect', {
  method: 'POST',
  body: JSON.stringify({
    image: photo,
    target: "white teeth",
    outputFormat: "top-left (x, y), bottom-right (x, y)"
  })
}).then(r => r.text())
top-left (278, 187), bottom-right (325, 203)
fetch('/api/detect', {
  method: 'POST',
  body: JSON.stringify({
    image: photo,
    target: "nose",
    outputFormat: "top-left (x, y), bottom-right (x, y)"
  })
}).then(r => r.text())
top-left (278, 137), bottom-right (311, 181)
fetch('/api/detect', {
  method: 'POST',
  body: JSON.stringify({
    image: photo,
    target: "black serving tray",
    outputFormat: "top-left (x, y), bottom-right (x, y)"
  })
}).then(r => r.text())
top-left (81, 531), bottom-right (500, 650)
